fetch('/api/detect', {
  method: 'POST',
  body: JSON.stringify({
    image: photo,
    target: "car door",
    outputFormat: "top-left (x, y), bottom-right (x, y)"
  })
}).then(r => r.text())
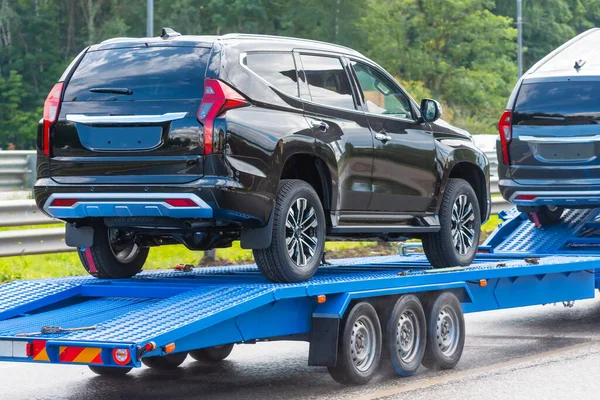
top-left (295, 52), bottom-right (374, 212)
top-left (348, 59), bottom-right (437, 213)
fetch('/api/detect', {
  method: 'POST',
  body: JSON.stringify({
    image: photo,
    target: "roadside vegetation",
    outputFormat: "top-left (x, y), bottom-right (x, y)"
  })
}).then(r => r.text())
top-left (2, 0), bottom-right (599, 149)
top-left (0, 216), bottom-right (501, 282)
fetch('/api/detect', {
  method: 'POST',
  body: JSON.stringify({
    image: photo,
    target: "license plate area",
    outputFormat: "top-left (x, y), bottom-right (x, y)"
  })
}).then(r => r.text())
top-left (77, 126), bottom-right (163, 152)
top-left (532, 143), bottom-right (596, 162)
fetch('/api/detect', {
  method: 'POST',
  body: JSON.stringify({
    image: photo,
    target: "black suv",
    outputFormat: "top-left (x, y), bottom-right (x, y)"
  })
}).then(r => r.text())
top-left (498, 28), bottom-right (600, 225)
top-left (35, 29), bottom-right (490, 282)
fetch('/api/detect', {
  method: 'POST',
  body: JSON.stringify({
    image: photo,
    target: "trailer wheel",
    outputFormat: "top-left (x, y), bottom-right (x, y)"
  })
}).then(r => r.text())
top-left (190, 344), bottom-right (234, 363)
top-left (422, 292), bottom-right (465, 370)
top-left (328, 302), bottom-right (382, 385)
top-left (253, 179), bottom-right (326, 283)
top-left (142, 352), bottom-right (188, 370)
top-left (422, 178), bottom-right (481, 268)
top-left (386, 295), bottom-right (426, 376)
top-left (79, 226), bottom-right (148, 279)
top-left (89, 365), bottom-right (132, 376)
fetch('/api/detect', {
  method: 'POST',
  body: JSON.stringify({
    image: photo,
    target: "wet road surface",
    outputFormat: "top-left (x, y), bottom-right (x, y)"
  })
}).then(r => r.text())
top-left (2, 296), bottom-right (600, 400)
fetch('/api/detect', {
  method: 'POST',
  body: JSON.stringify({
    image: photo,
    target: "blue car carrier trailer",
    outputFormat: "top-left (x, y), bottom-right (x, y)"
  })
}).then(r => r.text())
top-left (1, 208), bottom-right (600, 384)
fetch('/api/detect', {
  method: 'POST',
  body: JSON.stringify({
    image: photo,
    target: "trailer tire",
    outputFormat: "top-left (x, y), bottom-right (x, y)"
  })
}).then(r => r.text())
top-left (253, 179), bottom-right (326, 283)
top-left (79, 225), bottom-right (148, 279)
top-left (422, 178), bottom-right (481, 268)
top-left (386, 295), bottom-right (426, 377)
top-left (190, 344), bottom-right (234, 363)
top-left (89, 365), bottom-right (132, 376)
top-left (142, 352), bottom-right (188, 370)
top-left (422, 292), bottom-right (465, 370)
top-left (328, 302), bottom-right (382, 385)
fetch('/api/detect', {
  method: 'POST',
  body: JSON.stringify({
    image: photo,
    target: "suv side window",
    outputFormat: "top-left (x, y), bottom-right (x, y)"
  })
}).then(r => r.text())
top-left (350, 60), bottom-right (413, 119)
top-left (245, 52), bottom-right (299, 97)
top-left (300, 54), bottom-right (356, 110)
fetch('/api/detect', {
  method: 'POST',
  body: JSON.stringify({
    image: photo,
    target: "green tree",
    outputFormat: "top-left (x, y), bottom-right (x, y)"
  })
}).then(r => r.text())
top-left (0, 70), bottom-right (38, 148)
top-left (359, 0), bottom-right (517, 133)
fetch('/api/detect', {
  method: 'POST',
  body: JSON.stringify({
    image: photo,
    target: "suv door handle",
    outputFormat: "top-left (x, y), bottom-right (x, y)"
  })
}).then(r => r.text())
top-left (374, 132), bottom-right (392, 143)
top-left (309, 119), bottom-right (329, 132)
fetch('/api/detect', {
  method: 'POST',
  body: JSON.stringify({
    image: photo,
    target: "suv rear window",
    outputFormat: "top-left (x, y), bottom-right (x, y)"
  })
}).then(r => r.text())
top-left (64, 46), bottom-right (211, 101)
top-left (514, 81), bottom-right (600, 123)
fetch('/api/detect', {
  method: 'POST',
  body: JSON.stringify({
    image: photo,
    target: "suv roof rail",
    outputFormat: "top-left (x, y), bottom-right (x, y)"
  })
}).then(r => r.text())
top-left (219, 33), bottom-right (358, 53)
top-left (99, 37), bottom-right (139, 44)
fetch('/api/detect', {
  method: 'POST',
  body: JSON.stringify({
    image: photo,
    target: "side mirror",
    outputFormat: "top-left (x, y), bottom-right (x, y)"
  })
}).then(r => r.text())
top-left (420, 99), bottom-right (442, 122)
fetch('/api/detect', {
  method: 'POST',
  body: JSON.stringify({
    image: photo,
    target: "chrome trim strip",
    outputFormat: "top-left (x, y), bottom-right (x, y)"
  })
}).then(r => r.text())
top-left (66, 112), bottom-right (187, 125)
top-left (519, 135), bottom-right (600, 143)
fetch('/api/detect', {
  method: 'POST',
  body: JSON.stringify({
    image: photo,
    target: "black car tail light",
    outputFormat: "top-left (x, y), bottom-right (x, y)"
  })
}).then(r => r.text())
top-left (42, 82), bottom-right (64, 157)
top-left (197, 79), bottom-right (249, 154)
top-left (498, 110), bottom-right (512, 165)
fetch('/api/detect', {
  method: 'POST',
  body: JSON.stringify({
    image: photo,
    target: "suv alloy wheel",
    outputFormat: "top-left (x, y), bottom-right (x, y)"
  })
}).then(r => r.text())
top-left (253, 179), bottom-right (326, 283)
top-left (422, 179), bottom-right (481, 268)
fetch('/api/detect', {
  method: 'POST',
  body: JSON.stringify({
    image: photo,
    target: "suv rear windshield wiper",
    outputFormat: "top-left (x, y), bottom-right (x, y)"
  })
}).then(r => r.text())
top-left (89, 87), bottom-right (133, 95)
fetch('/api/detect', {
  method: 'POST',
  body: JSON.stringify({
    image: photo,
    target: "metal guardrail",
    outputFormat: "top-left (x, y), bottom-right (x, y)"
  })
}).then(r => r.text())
top-left (0, 135), bottom-right (503, 257)
top-left (472, 135), bottom-right (498, 178)
top-left (0, 150), bottom-right (36, 190)
top-left (0, 196), bottom-right (510, 258)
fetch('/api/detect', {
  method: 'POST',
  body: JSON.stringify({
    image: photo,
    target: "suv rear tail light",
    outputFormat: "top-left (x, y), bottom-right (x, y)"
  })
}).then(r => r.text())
top-left (197, 79), bottom-right (249, 154)
top-left (498, 110), bottom-right (512, 165)
top-left (43, 82), bottom-right (64, 157)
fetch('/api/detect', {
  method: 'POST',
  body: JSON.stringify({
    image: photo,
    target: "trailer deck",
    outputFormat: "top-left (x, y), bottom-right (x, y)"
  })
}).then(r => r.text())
top-left (1, 208), bottom-right (599, 379)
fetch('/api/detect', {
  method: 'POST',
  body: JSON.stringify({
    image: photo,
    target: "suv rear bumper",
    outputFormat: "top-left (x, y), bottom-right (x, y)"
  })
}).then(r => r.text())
top-left (499, 178), bottom-right (600, 207)
top-left (43, 192), bottom-right (213, 219)
top-left (33, 177), bottom-right (272, 227)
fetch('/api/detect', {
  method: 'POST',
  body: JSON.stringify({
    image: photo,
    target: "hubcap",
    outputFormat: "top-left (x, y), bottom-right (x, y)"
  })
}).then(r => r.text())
top-left (436, 306), bottom-right (460, 357)
top-left (108, 229), bottom-right (140, 264)
top-left (451, 194), bottom-right (476, 255)
top-left (350, 315), bottom-right (377, 372)
top-left (285, 198), bottom-right (318, 266)
top-left (395, 310), bottom-right (420, 363)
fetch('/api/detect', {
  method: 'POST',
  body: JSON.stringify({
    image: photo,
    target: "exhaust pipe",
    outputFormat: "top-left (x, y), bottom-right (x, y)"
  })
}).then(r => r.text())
top-left (184, 220), bottom-right (211, 230)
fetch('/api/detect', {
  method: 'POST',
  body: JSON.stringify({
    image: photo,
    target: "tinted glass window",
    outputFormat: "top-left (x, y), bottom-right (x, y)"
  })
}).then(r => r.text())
top-left (64, 46), bottom-right (210, 101)
top-left (246, 52), bottom-right (299, 96)
top-left (351, 61), bottom-right (413, 119)
top-left (514, 81), bottom-right (600, 123)
top-left (300, 54), bottom-right (355, 110)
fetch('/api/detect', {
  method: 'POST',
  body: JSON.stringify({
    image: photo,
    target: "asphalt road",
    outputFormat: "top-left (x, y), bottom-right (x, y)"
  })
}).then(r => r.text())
top-left (2, 296), bottom-right (600, 400)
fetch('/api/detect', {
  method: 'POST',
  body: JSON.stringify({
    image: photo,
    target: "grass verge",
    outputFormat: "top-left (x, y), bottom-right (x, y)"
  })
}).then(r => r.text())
top-left (0, 214), bottom-right (504, 283)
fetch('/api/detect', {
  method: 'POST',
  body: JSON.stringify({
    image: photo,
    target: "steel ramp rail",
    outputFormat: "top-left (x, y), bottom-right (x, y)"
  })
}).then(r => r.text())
top-left (481, 208), bottom-right (600, 257)
top-left (0, 253), bottom-right (597, 368)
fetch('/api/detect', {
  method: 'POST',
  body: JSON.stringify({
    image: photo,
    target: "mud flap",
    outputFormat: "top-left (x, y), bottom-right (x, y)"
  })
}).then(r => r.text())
top-left (308, 316), bottom-right (339, 367)
top-left (240, 209), bottom-right (274, 249)
top-left (65, 224), bottom-right (94, 248)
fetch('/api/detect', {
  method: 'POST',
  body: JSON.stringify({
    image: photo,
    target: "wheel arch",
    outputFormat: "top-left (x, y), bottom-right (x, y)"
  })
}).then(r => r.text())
top-left (439, 156), bottom-right (489, 222)
top-left (276, 145), bottom-right (337, 219)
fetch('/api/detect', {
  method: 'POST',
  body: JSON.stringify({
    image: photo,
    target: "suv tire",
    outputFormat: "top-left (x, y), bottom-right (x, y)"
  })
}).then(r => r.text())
top-left (79, 225), bottom-right (148, 279)
top-left (422, 178), bottom-right (481, 268)
top-left (253, 179), bottom-right (325, 283)
top-left (520, 206), bottom-right (564, 226)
